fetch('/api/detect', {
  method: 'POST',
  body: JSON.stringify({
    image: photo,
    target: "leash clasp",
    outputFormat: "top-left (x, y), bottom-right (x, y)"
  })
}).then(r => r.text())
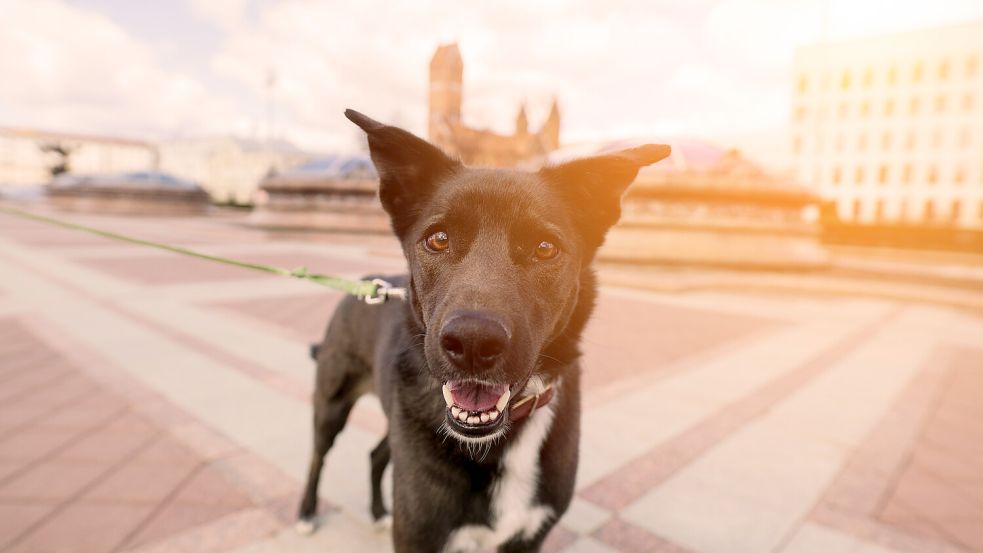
top-left (361, 278), bottom-right (407, 305)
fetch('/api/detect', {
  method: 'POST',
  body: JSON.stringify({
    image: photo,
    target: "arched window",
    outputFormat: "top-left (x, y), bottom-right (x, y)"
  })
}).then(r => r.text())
top-left (938, 60), bottom-right (950, 80)
top-left (841, 70), bottom-right (851, 90)
top-left (797, 75), bottom-right (808, 94)
top-left (855, 166), bottom-right (865, 185)
top-left (913, 62), bottom-right (923, 83)
top-left (864, 67), bottom-right (874, 87)
top-left (878, 165), bottom-right (888, 184)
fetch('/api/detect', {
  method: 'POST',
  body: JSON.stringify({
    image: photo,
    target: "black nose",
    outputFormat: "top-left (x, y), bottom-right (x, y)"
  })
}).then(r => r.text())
top-left (439, 311), bottom-right (510, 371)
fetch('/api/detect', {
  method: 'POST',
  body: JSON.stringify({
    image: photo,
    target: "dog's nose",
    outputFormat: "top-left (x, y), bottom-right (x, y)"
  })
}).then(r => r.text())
top-left (439, 311), bottom-right (509, 371)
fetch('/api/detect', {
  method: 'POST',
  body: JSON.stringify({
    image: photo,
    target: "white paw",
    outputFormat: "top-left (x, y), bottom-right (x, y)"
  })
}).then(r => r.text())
top-left (295, 518), bottom-right (317, 536)
top-left (373, 514), bottom-right (393, 532)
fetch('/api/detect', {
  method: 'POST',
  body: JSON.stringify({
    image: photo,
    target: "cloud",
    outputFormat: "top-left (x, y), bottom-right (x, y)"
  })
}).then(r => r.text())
top-left (0, 0), bottom-right (244, 138)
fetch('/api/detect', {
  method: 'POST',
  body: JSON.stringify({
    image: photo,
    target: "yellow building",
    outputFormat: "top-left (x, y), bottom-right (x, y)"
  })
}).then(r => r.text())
top-left (0, 127), bottom-right (156, 187)
top-left (792, 21), bottom-right (983, 228)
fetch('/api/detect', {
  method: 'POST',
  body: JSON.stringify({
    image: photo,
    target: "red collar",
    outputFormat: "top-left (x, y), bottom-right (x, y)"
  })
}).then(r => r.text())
top-left (509, 383), bottom-right (554, 421)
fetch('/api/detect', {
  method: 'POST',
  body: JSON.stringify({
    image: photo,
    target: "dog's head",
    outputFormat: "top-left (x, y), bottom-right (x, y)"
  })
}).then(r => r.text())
top-left (347, 109), bottom-right (669, 443)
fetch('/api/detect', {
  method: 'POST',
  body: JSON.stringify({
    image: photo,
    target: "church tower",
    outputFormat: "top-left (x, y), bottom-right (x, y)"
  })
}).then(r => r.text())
top-left (515, 104), bottom-right (528, 136)
top-left (540, 98), bottom-right (561, 151)
top-left (429, 43), bottom-right (463, 148)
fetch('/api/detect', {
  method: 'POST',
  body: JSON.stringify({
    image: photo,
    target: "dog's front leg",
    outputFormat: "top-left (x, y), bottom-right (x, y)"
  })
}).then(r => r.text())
top-left (496, 527), bottom-right (551, 553)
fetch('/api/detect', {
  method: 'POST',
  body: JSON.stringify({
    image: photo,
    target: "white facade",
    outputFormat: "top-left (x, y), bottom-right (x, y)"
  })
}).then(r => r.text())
top-left (0, 128), bottom-right (156, 187)
top-left (792, 22), bottom-right (983, 228)
top-left (158, 138), bottom-right (309, 204)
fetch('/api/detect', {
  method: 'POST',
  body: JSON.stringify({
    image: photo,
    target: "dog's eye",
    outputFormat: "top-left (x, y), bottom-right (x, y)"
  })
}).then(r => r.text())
top-left (534, 240), bottom-right (559, 260)
top-left (425, 231), bottom-right (450, 252)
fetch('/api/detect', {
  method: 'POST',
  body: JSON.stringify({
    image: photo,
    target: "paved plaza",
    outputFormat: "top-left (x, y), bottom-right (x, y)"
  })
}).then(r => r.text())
top-left (1, 205), bottom-right (982, 553)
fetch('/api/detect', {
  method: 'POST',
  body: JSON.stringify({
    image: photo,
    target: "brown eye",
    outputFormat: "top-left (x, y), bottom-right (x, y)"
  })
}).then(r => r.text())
top-left (534, 240), bottom-right (558, 260)
top-left (425, 231), bottom-right (450, 252)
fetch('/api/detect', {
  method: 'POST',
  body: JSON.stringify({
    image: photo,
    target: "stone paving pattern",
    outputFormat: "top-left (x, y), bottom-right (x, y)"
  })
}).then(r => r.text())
top-left (1, 206), bottom-right (982, 552)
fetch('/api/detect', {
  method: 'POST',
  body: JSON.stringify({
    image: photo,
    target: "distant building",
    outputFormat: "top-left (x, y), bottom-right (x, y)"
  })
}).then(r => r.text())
top-left (248, 155), bottom-right (388, 233)
top-left (552, 140), bottom-right (828, 269)
top-left (792, 22), bottom-right (983, 228)
top-left (158, 137), bottom-right (310, 205)
top-left (428, 43), bottom-right (560, 167)
top-left (0, 127), bottom-right (156, 187)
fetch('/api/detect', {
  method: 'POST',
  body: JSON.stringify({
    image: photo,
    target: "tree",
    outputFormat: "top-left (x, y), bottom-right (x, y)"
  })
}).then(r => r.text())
top-left (40, 142), bottom-right (73, 177)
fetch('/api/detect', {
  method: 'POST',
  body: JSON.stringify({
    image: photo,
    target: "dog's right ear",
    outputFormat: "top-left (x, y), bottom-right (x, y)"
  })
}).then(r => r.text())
top-left (345, 109), bottom-right (460, 236)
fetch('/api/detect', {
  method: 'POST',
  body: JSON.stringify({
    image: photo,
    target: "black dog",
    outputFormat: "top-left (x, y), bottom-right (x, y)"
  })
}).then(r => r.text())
top-left (297, 109), bottom-right (670, 552)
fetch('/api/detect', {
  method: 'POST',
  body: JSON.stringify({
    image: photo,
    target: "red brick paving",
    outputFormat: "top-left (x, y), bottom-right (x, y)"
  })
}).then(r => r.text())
top-left (580, 307), bottom-right (894, 511)
top-left (579, 297), bottom-right (775, 395)
top-left (77, 252), bottom-right (396, 286)
top-left (810, 345), bottom-right (983, 553)
top-left (879, 347), bottom-right (983, 552)
top-left (212, 292), bottom-right (343, 341)
top-left (0, 318), bottom-right (298, 552)
top-left (593, 518), bottom-right (695, 553)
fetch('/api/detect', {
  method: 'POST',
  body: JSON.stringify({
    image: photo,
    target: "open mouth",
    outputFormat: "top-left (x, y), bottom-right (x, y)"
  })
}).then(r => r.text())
top-left (441, 381), bottom-right (511, 436)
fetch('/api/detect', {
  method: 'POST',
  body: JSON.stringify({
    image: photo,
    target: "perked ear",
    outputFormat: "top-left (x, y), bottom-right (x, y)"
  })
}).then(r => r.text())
top-left (345, 109), bottom-right (460, 236)
top-left (540, 144), bottom-right (671, 245)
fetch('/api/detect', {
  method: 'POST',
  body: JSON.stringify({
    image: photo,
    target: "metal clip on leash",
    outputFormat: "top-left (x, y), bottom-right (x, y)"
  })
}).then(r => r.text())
top-left (361, 278), bottom-right (408, 305)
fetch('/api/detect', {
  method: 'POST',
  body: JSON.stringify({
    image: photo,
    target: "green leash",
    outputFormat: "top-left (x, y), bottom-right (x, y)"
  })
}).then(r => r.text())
top-left (0, 205), bottom-right (405, 304)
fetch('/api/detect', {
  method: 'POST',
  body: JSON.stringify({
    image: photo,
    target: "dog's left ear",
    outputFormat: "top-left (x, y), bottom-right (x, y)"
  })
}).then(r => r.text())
top-left (345, 109), bottom-right (461, 236)
top-left (541, 144), bottom-right (670, 245)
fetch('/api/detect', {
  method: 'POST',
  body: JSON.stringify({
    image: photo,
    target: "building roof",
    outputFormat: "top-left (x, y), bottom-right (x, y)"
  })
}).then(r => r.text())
top-left (548, 138), bottom-right (816, 206)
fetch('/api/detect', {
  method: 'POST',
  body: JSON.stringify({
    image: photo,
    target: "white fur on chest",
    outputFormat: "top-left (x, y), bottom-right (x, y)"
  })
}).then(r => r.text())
top-left (443, 402), bottom-right (557, 553)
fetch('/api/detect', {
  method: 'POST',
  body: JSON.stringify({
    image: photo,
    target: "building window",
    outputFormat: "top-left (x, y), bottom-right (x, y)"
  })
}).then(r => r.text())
top-left (860, 100), bottom-right (870, 117)
top-left (875, 200), bottom-right (885, 220)
top-left (887, 65), bottom-right (898, 85)
top-left (884, 99), bottom-right (895, 116)
top-left (855, 166), bottom-right (865, 185)
top-left (902, 164), bottom-right (912, 184)
top-left (927, 165), bottom-right (938, 184)
top-left (913, 62), bottom-right (923, 83)
top-left (910, 97), bottom-right (920, 115)
top-left (938, 60), bottom-right (950, 80)
top-left (864, 67), bottom-right (874, 87)
top-left (906, 131), bottom-right (916, 150)
top-left (878, 165), bottom-right (888, 184)
top-left (832, 167), bottom-right (842, 185)
top-left (955, 165), bottom-right (965, 184)
top-left (933, 129), bottom-right (943, 149)
top-left (968, 56), bottom-right (978, 78)
top-left (836, 134), bottom-right (845, 152)
top-left (924, 200), bottom-right (935, 221)
top-left (951, 201), bottom-right (961, 222)
top-left (900, 200), bottom-right (908, 220)
top-left (797, 75), bottom-right (808, 93)
top-left (882, 132), bottom-right (892, 150)
top-left (857, 133), bottom-right (867, 151)
top-left (935, 95), bottom-right (946, 113)
top-left (963, 94), bottom-right (973, 112)
top-left (796, 106), bottom-right (808, 122)
top-left (841, 70), bottom-right (851, 90)
top-left (960, 128), bottom-right (971, 148)
top-left (793, 135), bottom-right (802, 154)
top-left (838, 102), bottom-right (848, 119)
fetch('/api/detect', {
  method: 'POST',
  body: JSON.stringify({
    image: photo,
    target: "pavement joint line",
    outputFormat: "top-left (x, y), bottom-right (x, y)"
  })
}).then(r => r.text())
top-left (3, 424), bottom-right (163, 551)
top-left (115, 459), bottom-right (208, 552)
top-left (619, 307), bottom-right (943, 553)
top-left (579, 304), bottom-right (903, 511)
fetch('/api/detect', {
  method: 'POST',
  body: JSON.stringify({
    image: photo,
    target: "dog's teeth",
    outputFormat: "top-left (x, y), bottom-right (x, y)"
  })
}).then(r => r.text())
top-left (442, 384), bottom-right (454, 408)
top-left (458, 411), bottom-right (469, 422)
top-left (480, 413), bottom-right (490, 423)
top-left (489, 410), bottom-right (499, 421)
top-left (495, 389), bottom-right (511, 412)
top-left (451, 406), bottom-right (461, 417)
top-left (468, 416), bottom-right (479, 424)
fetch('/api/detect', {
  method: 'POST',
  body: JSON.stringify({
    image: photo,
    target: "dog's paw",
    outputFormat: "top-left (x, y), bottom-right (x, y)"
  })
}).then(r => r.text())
top-left (295, 518), bottom-right (317, 536)
top-left (373, 514), bottom-right (393, 532)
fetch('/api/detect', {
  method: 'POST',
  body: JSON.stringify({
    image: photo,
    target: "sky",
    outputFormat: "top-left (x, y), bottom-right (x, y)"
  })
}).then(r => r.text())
top-left (2, 0), bottom-right (983, 161)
